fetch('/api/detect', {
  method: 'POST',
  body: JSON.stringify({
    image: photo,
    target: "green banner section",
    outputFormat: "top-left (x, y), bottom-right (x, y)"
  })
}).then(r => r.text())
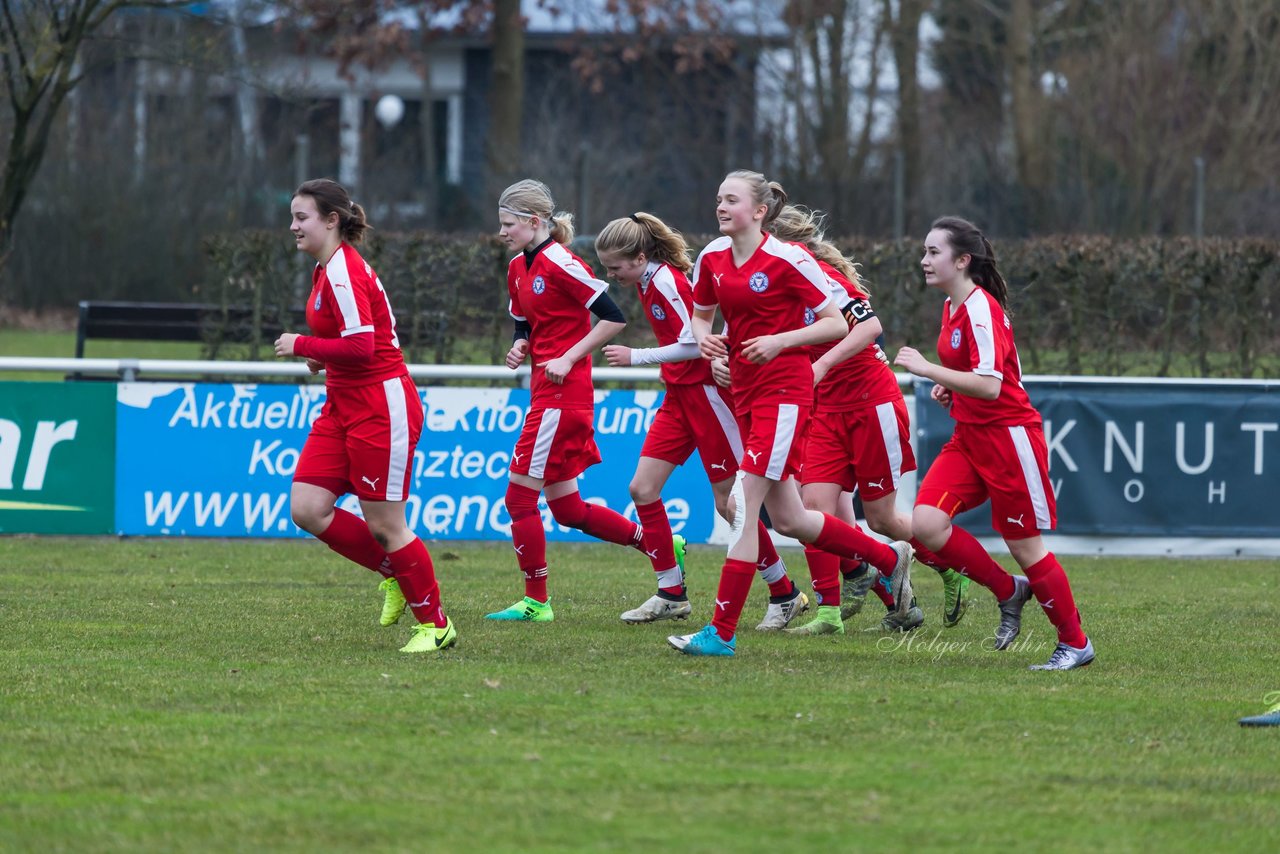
top-left (0, 382), bottom-right (115, 534)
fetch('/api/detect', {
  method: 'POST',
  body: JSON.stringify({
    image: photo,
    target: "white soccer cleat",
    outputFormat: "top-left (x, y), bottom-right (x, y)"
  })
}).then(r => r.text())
top-left (621, 594), bottom-right (692, 623)
top-left (886, 541), bottom-right (915, 619)
top-left (756, 588), bottom-right (809, 631)
top-left (1029, 638), bottom-right (1096, 670)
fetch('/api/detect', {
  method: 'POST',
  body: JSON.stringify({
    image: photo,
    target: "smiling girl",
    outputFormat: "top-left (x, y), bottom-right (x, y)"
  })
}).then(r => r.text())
top-left (274, 178), bottom-right (455, 654)
top-left (894, 216), bottom-right (1093, 670)
top-left (668, 170), bottom-right (914, 657)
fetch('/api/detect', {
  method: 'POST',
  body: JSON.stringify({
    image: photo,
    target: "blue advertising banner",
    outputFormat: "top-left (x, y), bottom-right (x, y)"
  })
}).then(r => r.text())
top-left (913, 378), bottom-right (1280, 537)
top-left (115, 383), bottom-right (716, 541)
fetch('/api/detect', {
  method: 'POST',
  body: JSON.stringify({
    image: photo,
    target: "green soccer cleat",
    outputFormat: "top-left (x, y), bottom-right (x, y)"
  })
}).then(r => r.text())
top-left (399, 617), bottom-right (458, 653)
top-left (485, 596), bottom-right (554, 622)
top-left (378, 577), bottom-right (407, 627)
top-left (785, 604), bottom-right (846, 635)
top-left (940, 569), bottom-right (972, 628)
top-left (672, 534), bottom-right (688, 573)
top-left (840, 563), bottom-right (875, 621)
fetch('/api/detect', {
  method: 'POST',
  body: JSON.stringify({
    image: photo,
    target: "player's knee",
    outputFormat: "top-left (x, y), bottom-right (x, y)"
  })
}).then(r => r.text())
top-left (291, 503), bottom-right (328, 535)
top-left (768, 508), bottom-right (805, 539)
top-left (628, 478), bottom-right (660, 506)
top-left (713, 492), bottom-right (732, 521)
top-left (547, 493), bottom-right (588, 528)
top-left (911, 507), bottom-right (950, 549)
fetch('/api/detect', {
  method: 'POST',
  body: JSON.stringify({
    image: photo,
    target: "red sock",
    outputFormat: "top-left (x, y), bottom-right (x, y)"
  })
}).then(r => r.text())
top-left (804, 546), bottom-right (841, 607)
top-left (910, 538), bottom-right (950, 576)
top-left (711, 558), bottom-right (756, 640)
top-left (386, 539), bottom-right (445, 627)
top-left (548, 493), bottom-right (642, 548)
top-left (636, 500), bottom-right (682, 595)
top-left (506, 482), bottom-right (548, 602)
top-left (315, 508), bottom-right (392, 577)
top-left (811, 513), bottom-right (897, 574)
top-left (933, 526), bottom-right (1015, 601)
top-left (872, 579), bottom-right (895, 610)
top-left (755, 522), bottom-right (793, 596)
top-left (1025, 553), bottom-right (1087, 647)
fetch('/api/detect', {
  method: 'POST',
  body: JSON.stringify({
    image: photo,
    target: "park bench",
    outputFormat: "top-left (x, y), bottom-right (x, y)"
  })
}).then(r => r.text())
top-left (75, 301), bottom-right (306, 358)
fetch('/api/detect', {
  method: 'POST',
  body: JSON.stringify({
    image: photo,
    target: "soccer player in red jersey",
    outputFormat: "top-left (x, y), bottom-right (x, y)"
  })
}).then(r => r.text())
top-left (758, 205), bottom-right (931, 635)
top-left (595, 213), bottom-right (806, 629)
top-left (274, 178), bottom-right (455, 654)
top-left (894, 216), bottom-right (1094, 670)
top-left (667, 170), bottom-right (914, 657)
top-left (486, 179), bottom-right (646, 622)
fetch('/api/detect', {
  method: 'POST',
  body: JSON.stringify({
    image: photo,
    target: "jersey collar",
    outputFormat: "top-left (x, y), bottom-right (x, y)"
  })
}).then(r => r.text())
top-left (523, 236), bottom-right (555, 269)
top-left (639, 261), bottom-right (661, 292)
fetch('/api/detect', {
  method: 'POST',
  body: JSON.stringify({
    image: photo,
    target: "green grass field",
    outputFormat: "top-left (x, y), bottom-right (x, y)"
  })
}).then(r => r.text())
top-left (1, 538), bottom-right (1277, 852)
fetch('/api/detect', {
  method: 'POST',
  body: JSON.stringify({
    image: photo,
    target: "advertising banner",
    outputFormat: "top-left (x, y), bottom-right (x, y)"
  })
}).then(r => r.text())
top-left (0, 382), bottom-right (115, 534)
top-left (913, 378), bottom-right (1280, 537)
top-left (115, 383), bottom-right (716, 541)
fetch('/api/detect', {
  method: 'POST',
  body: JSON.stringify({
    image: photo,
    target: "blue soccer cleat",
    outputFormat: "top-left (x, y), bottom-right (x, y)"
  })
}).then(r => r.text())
top-left (667, 624), bottom-right (736, 657)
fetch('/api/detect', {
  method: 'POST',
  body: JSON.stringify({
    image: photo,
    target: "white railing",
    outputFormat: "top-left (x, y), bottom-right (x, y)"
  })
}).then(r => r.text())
top-left (0, 356), bottom-right (926, 387)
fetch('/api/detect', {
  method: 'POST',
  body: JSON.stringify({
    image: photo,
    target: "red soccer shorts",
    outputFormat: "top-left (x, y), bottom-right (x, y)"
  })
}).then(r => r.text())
top-left (801, 398), bottom-right (917, 500)
top-left (738, 401), bottom-right (809, 482)
top-left (641, 382), bottom-right (743, 483)
top-left (509, 406), bottom-right (602, 484)
top-left (295, 373), bottom-right (423, 502)
top-left (915, 422), bottom-right (1056, 539)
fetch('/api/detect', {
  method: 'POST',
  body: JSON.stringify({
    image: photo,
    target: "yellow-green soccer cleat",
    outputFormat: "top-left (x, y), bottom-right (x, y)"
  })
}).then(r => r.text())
top-left (378, 577), bottom-right (407, 627)
top-left (672, 534), bottom-right (688, 572)
top-left (485, 596), bottom-right (554, 622)
top-left (940, 569), bottom-right (972, 628)
top-left (785, 604), bottom-right (846, 635)
top-left (399, 617), bottom-right (458, 653)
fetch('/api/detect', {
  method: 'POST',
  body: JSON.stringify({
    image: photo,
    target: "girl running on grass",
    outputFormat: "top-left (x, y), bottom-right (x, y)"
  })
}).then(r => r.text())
top-left (767, 205), bottom-right (971, 636)
top-left (894, 216), bottom-right (1094, 670)
top-left (487, 179), bottom-right (646, 623)
top-left (668, 170), bottom-right (914, 657)
top-left (596, 212), bottom-right (807, 630)
top-left (275, 178), bottom-right (455, 654)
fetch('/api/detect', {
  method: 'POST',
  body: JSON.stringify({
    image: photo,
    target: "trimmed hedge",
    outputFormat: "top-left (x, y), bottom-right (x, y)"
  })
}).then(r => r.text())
top-left (204, 232), bottom-right (1280, 378)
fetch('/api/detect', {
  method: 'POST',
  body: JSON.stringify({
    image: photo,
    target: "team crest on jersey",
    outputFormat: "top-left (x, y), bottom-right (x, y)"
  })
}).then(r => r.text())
top-left (803, 307), bottom-right (815, 326)
top-left (651, 304), bottom-right (666, 321)
top-left (950, 329), bottom-right (962, 349)
top-left (748, 272), bottom-right (769, 293)
top-left (532, 275), bottom-right (546, 295)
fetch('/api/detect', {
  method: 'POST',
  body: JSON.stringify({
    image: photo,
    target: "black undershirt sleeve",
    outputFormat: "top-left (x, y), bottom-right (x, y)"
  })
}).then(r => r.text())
top-left (588, 292), bottom-right (626, 323)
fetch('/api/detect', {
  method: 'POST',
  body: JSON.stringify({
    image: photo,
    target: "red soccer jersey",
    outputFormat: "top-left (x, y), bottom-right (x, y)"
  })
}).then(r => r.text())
top-left (936, 287), bottom-right (1040, 426)
top-left (508, 239), bottom-right (610, 409)
top-left (636, 261), bottom-right (713, 386)
top-left (692, 234), bottom-right (832, 412)
top-left (304, 242), bottom-right (408, 389)
top-left (808, 260), bottom-right (902, 412)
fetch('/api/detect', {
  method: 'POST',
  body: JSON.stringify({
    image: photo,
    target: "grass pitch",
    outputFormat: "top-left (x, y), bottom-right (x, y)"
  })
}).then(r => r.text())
top-left (1, 538), bottom-right (1277, 852)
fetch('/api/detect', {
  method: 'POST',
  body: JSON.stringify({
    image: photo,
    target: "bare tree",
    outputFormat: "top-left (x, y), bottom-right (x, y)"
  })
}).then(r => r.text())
top-left (0, 0), bottom-right (189, 271)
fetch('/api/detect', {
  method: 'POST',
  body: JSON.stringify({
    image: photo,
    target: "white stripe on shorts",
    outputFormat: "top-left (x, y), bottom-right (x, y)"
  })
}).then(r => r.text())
top-left (702, 384), bottom-right (743, 461)
top-left (529, 409), bottom-right (561, 480)
top-left (1009, 425), bottom-right (1051, 530)
top-left (383, 377), bottom-right (411, 500)
top-left (766, 404), bottom-right (799, 481)
top-left (875, 401), bottom-right (904, 490)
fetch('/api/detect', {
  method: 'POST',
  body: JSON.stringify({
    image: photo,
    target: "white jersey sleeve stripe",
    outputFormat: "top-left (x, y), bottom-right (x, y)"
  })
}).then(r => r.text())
top-left (760, 236), bottom-right (832, 312)
top-left (545, 243), bottom-right (608, 307)
top-left (651, 267), bottom-right (697, 345)
top-left (964, 290), bottom-right (1003, 379)
top-left (325, 248), bottom-right (365, 334)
